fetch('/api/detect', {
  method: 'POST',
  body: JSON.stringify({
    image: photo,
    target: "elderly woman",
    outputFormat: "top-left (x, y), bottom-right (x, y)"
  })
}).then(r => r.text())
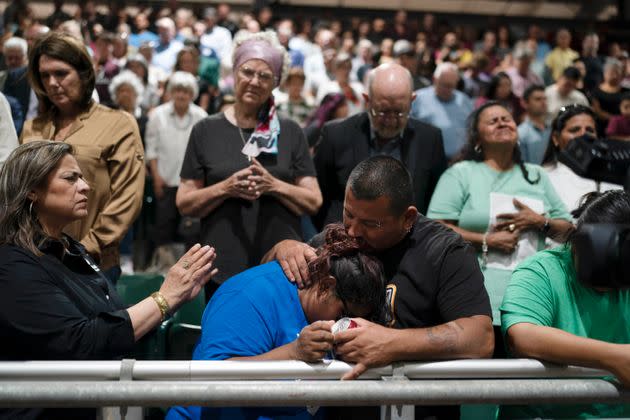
top-left (20, 31), bottom-right (145, 283)
top-left (427, 102), bottom-right (573, 325)
top-left (0, 141), bottom-right (217, 419)
top-left (177, 31), bottom-right (322, 295)
top-left (542, 104), bottom-right (621, 213)
top-left (109, 69), bottom-right (147, 138)
top-left (146, 71), bottom-right (208, 270)
top-left (125, 53), bottom-right (160, 113)
top-left (167, 224), bottom-right (387, 420)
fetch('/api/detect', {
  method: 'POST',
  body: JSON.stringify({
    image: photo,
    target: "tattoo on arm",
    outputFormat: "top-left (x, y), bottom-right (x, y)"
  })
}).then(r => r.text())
top-left (426, 321), bottom-right (463, 355)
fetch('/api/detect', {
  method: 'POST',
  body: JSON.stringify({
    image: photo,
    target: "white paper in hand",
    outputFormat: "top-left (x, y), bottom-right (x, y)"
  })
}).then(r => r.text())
top-left (487, 192), bottom-right (544, 270)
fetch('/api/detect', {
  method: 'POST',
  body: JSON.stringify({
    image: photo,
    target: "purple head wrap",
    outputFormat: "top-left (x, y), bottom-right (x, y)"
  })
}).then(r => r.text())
top-left (233, 39), bottom-right (284, 86)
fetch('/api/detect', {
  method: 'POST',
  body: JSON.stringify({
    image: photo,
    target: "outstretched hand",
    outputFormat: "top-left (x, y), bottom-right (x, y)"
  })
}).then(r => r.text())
top-left (160, 244), bottom-right (218, 311)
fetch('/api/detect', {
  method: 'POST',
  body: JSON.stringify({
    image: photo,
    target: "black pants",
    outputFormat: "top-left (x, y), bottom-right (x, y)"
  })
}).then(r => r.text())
top-left (154, 186), bottom-right (180, 246)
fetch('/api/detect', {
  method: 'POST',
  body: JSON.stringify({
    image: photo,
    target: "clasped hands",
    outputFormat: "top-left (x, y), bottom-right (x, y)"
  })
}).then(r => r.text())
top-left (291, 318), bottom-right (395, 381)
top-left (225, 158), bottom-right (276, 201)
top-left (487, 198), bottom-right (547, 254)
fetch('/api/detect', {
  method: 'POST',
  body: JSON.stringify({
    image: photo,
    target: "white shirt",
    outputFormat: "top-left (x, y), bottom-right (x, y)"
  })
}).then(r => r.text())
top-left (545, 162), bottom-right (621, 214)
top-left (200, 25), bottom-right (233, 70)
top-left (0, 92), bottom-right (17, 168)
top-left (545, 84), bottom-right (589, 120)
top-left (315, 80), bottom-right (365, 116)
top-left (145, 101), bottom-right (208, 186)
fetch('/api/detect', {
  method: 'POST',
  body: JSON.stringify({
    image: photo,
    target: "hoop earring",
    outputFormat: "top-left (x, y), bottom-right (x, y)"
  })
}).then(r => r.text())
top-left (29, 201), bottom-right (35, 218)
top-left (474, 144), bottom-right (482, 154)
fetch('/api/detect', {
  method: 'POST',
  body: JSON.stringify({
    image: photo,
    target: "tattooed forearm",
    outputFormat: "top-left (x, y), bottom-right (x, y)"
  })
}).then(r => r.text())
top-left (425, 321), bottom-right (463, 355)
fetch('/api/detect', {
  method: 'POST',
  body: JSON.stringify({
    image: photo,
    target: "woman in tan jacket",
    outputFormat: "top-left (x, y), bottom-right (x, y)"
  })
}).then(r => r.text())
top-left (20, 31), bottom-right (145, 283)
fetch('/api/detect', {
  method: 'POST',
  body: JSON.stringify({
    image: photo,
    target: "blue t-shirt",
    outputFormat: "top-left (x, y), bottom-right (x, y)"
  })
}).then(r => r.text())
top-left (167, 261), bottom-right (322, 420)
top-left (410, 87), bottom-right (473, 159)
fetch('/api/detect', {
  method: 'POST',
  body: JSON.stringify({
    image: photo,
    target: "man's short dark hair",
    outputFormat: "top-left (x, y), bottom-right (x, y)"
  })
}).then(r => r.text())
top-left (347, 156), bottom-right (413, 216)
top-left (523, 84), bottom-right (545, 102)
top-left (621, 91), bottom-right (630, 103)
top-left (562, 66), bottom-right (581, 82)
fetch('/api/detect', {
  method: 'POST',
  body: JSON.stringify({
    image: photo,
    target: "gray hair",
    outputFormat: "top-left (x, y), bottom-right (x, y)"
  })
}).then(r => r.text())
top-left (3, 36), bottom-right (27, 55)
top-left (167, 71), bottom-right (199, 100)
top-left (109, 70), bottom-right (144, 104)
top-left (433, 62), bottom-right (459, 79)
top-left (156, 17), bottom-right (176, 35)
top-left (232, 30), bottom-right (290, 86)
top-left (604, 57), bottom-right (623, 73)
top-left (0, 141), bottom-right (74, 256)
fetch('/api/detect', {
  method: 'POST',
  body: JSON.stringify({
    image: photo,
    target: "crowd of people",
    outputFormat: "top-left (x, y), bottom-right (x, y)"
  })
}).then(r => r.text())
top-left (0, 2), bottom-right (629, 419)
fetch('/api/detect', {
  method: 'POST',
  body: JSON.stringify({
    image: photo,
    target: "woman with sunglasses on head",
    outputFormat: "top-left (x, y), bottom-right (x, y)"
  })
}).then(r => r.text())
top-left (0, 141), bottom-right (217, 419)
top-left (542, 104), bottom-right (621, 214)
top-left (177, 31), bottom-right (322, 299)
top-left (427, 102), bottom-right (573, 331)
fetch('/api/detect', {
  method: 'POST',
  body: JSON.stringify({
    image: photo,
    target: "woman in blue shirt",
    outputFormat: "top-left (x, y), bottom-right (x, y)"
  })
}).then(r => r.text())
top-left (168, 223), bottom-right (387, 420)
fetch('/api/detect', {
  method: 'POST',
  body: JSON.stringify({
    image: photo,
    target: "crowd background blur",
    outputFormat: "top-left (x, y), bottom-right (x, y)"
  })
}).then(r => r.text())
top-left (0, 0), bottom-right (628, 274)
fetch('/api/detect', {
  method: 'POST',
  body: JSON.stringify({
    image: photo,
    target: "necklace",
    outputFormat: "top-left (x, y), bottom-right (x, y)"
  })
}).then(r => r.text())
top-left (238, 126), bottom-right (248, 145)
top-left (238, 126), bottom-right (254, 162)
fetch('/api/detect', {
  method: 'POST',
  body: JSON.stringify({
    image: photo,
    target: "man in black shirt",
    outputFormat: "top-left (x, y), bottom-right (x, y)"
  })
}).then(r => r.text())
top-left (264, 156), bottom-right (493, 419)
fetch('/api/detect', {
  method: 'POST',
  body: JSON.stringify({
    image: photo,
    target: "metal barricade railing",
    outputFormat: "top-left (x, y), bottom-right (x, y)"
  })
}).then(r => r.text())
top-left (0, 359), bottom-right (628, 420)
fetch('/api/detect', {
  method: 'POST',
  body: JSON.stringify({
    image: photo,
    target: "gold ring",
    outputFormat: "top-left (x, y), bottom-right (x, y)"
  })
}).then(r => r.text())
top-left (508, 223), bottom-right (516, 232)
top-left (182, 260), bottom-right (190, 270)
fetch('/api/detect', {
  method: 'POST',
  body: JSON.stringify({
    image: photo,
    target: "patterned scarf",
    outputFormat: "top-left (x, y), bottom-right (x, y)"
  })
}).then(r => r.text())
top-left (241, 96), bottom-right (280, 158)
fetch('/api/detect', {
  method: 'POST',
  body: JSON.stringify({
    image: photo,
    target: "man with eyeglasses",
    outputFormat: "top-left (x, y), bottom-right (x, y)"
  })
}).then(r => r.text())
top-left (312, 62), bottom-right (446, 230)
top-left (263, 155), bottom-right (493, 420)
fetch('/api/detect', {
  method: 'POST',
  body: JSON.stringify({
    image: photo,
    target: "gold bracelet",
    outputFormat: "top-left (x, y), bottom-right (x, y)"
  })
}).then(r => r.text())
top-left (150, 292), bottom-right (171, 321)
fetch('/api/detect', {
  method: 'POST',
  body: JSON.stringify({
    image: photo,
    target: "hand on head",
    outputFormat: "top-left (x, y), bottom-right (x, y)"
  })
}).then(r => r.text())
top-left (262, 240), bottom-right (317, 288)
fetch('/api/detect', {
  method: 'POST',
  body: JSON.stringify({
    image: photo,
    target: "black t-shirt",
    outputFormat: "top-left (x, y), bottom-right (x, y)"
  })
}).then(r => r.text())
top-left (181, 113), bottom-right (316, 284)
top-left (312, 217), bottom-right (491, 420)
top-left (313, 216), bottom-right (491, 329)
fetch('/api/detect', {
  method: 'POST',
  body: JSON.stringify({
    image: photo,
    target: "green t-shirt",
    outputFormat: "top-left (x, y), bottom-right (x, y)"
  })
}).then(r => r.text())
top-left (500, 246), bottom-right (630, 419)
top-left (427, 161), bottom-right (570, 324)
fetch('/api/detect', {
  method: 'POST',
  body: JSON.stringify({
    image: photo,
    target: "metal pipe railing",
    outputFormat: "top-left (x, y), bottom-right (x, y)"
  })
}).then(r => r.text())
top-left (0, 359), bottom-right (611, 381)
top-left (0, 379), bottom-right (628, 407)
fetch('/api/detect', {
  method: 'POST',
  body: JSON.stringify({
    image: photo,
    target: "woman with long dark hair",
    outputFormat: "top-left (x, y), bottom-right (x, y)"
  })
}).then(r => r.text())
top-left (474, 72), bottom-right (525, 123)
top-left (542, 104), bottom-right (621, 214)
top-left (427, 101), bottom-right (573, 323)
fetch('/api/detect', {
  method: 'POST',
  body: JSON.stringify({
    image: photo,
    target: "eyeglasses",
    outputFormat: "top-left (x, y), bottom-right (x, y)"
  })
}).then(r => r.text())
top-left (370, 108), bottom-right (410, 120)
top-left (238, 66), bottom-right (274, 84)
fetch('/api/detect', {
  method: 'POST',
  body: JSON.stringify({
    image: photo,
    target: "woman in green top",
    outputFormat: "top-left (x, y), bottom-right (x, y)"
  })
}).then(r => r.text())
top-left (427, 102), bottom-right (574, 325)
top-left (500, 190), bottom-right (630, 419)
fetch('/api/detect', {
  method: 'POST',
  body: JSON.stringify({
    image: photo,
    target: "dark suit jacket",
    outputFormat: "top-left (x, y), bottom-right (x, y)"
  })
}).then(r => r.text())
top-left (2, 66), bottom-right (30, 120)
top-left (313, 112), bottom-right (446, 230)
